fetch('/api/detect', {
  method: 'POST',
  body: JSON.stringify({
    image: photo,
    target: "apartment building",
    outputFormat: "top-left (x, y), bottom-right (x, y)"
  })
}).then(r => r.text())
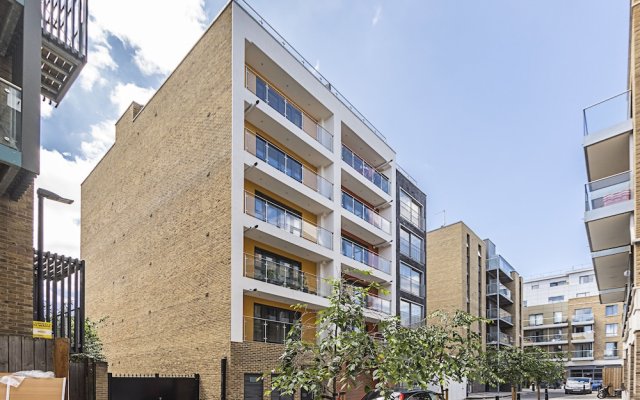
top-left (523, 268), bottom-right (623, 380)
top-left (0, 0), bottom-right (87, 335)
top-left (81, 2), bottom-right (428, 399)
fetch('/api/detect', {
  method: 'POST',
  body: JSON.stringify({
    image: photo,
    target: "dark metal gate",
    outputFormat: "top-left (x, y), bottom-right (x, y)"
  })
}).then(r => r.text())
top-left (33, 250), bottom-right (85, 353)
top-left (108, 374), bottom-right (200, 400)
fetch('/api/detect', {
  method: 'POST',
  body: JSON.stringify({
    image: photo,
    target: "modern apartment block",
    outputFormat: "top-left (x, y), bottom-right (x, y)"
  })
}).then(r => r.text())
top-left (523, 268), bottom-right (623, 380)
top-left (395, 168), bottom-right (427, 326)
top-left (81, 2), bottom-right (428, 399)
top-left (426, 222), bottom-right (523, 348)
top-left (0, 0), bottom-right (87, 335)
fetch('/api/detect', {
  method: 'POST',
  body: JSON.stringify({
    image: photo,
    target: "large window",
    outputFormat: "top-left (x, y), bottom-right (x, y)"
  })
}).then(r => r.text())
top-left (579, 275), bottom-right (595, 284)
top-left (255, 136), bottom-right (303, 183)
top-left (605, 342), bottom-right (618, 358)
top-left (529, 313), bottom-right (543, 326)
top-left (400, 228), bottom-right (424, 264)
top-left (399, 262), bottom-right (423, 297)
top-left (400, 300), bottom-right (423, 327)
top-left (253, 304), bottom-right (300, 344)
top-left (253, 248), bottom-right (305, 292)
top-left (606, 305), bottom-right (619, 316)
top-left (605, 324), bottom-right (618, 337)
top-left (553, 311), bottom-right (564, 324)
top-left (550, 280), bottom-right (567, 287)
top-left (254, 192), bottom-right (303, 236)
top-left (548, 295), bottom-right (564, 303)
top-left (399, 190), bottom-right (423, 229)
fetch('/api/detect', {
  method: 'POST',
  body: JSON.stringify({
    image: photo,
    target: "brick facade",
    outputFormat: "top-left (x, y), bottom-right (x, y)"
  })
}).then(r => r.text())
top-left (95, 361), bottom-right (108, 400)
top-left (0, 185), bottom-right (34, 335)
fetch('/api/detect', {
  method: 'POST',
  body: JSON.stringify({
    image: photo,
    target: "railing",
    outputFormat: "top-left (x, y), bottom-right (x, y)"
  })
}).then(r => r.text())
top-left (487, 332), bottom-right (513, 346)
top-left (571, 331), bottom-right (594, 341)
top-left (399, 199), bottom-right (424, 230)
top-left (244, 191), bottom-right (333, 249)
top-left (487, 281), bottom-right (512, 302)
top-left (0, 78), bottom-right (22, 152)
top-left (244, 316), bottom-right (316, 344)
top-left (604, 349), bottom-right (619, 359)
top-left (487, 255), bottom-right (515, 278)
top-left (341, 145), bottom-right (390, 194)
top-left (571, 350), bottom-right (594, 359)
top-left (245, 67), bottom-right (333, 151)
top-left (523, 333), bottom-right (567, 344)
top-left (523, 316), bottom-right (568, 327)
top-left (41, 0), bottom-right (88, 59)
top-left (584, 171), bottom-right (631, 211)
top-left (341, 237), bottom-right (391, 274)
top-left (571, 314), bottom-right (595, 324)
top-left (244, 129), bottom-right (333, 199)
top-left (583, 90), bottom-right (631, 136)
top-left (341, 192), bottom-right (391, 234)
top-left (399, 235), bottom-right (425, 265)
top-left (243, 254), bottom-right (331, 297)
top-left (345, 285), bottom-right (392, 315)
top-left (487, 308), bottom-right (513, 324)
top-left (236, 0), bottom-right (387, 143)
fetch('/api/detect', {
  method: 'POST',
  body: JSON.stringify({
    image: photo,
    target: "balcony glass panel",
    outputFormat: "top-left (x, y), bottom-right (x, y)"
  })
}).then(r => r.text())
top-left (341, 191), bottom-right (391, 234)
top-left (523, 333), bottom-right (567, 344)
top-left (0, 78), bottom-right (21, 152)
top-left (245, 67), bottom-right (333, 151)
top-left (487, 280), bottom-right (512, 301)
top-left (341, 237), bottom-right (391, 274)
top-left (341, 145), bottom-right (389, 194)
top-left (571, 350), bottom-right (594, 359)
top-left (487, 255), bottom-right (515, 277)
top-left (245, 129), bottom-right (333, 199)
top-left (583, 90), bottom-right (631, 136)
top-left (487, 308), bottom-right (513, 324)
top-left (571, 313), bottom-right (595, 324)
top-left (584, 171), bottom-right (631, 211)
top-left (487, 331), bottom-right (512, 346)
top-left (244, 191), bottom-right (333, 249)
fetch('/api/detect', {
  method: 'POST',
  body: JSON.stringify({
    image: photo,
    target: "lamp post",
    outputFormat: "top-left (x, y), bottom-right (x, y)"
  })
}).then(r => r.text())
top-left (35, 188), bottom-right (73, 322)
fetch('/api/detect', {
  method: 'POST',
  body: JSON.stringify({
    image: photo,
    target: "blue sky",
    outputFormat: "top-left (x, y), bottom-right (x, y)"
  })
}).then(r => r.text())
top-left (38, 0), bottom-right (630, 278)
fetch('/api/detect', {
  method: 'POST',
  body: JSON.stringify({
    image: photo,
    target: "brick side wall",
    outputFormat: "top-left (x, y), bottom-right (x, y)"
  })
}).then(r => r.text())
top-left (229, 341), bottom-right (284, 399)
top-left (81, 5), bottom-right (233, 400)
top-left (95, 361), bottom-right (108, 400)
top-left (0, 186), bottom-right (34, 335)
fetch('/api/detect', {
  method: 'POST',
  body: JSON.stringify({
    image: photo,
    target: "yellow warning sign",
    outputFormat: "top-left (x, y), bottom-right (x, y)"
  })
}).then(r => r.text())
top-left (33, 321), bottom-right (53, 339)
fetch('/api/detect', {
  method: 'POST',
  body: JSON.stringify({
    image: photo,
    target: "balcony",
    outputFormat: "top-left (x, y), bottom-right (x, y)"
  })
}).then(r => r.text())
top-left (399, 199), bottom-right (424, 231)
top-left (487, 281), bottom-right (513, 304)
top-left (341, 191), bottom-right (391, 244)
top-left (592, 246), bottom-right (629, 304)
top-left (243, 191), bottom-right (333, 261)
top-left (244, 316), bottom-right (316, 344)
top-left (522, 333), bottom-right (568, 346)
top-left (487, 332), bottom-right (513, 346)
top-left (41, 0), bottom-right (88, 103)
top-left (570, 350), bottom-right (594, 361)
top-left (345, 285), bottom-right (392, 316)
top-left (341, 144), bottom-right (391, 205)
top-left (523, 317), bottom-right (568, 330)
top-left (571, 331), bottom-right (594, 342)
top-left (487, 255), bottom-right (515, 282)
top-left (0, 77), bottom-right (22, 168)
top-left (243, 253), bottom-right (331, 298)
top-left (245, 66), bottom-right (333, 152)
top-left (571, 314), bottom-right (595, 325)
top-left (341, 237), bottom-right (391, 276)
top-left (487, 308), bottom-right (513, 326)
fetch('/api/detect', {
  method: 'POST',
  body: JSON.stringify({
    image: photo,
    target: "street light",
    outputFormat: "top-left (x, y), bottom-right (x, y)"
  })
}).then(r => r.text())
top-left (35, 188), bottom-right (73, 322)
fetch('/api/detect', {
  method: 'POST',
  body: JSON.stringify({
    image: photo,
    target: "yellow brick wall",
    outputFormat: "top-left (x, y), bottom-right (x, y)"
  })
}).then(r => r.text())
top-left (81, 5), bottom-right (233, 400)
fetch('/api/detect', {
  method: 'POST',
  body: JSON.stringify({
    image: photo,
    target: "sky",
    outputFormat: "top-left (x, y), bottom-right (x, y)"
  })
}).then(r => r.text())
top-left (37, 0), bottom-right (630, 279)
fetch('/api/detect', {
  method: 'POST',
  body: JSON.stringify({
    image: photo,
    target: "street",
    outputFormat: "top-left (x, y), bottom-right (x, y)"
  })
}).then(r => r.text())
top-left (469, 389), bottom-right (599, 400)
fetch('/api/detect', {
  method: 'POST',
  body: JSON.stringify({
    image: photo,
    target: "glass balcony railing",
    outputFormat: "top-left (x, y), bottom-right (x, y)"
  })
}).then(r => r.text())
top-left (487, 255), bottom-right (515, 278)
top-left (341, 191), bottom-right (391, 234)
top-left (399, 200), bottom-right (424, 230)
top-left (583, 90), bottom-right (631, 136)
top-left (604, 349), bottom-right (619, 359)
top-left (341, 145), bottom-right (390, 194)
top-left (487, 332), bottom-right (513, 346)
top-left (571, 331), bottom-right (594, 341)
top-left (487, 308), bottom-right (513, 324)
top-left (245, 66), bottom-right (333, 151)
top-left (571, 350), bottom-right (594, 359)
top-left (571, 314), bottom-right (595, 324)
top-left (584, 171), bottom-right (631, 211)
top-left (0, 78), bottom-right (22, 153)
top-left (487, 281), bottom-right (512, 301)
top-left (524, 316), bottom-right (568, 327)
top-left (243, 253), bottom-right (331, 297)
top-left (244, 316), bottom-right (316, 344)
top-left (346, 285), bottom-right (392, 315)
top-left (244, 191), bottom-right (333, 249)
top-left (244, 129), bottom-right (333, 199)
top-left (523, 333), bottom-right (567, 344)
top-left (341, 237), bottom-right (391, 274)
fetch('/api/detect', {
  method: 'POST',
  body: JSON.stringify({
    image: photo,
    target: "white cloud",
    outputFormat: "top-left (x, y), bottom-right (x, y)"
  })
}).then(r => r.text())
top-left (41, 102), bottom-right (54, 119)
top-left (372, 5), bottom-right (382, 26)
top-left (89, 0), bottom-right (207, 76)
top-left (110, 82), bottom-right (155, 116)
top-left (79, 21), bottom-right (117, 91)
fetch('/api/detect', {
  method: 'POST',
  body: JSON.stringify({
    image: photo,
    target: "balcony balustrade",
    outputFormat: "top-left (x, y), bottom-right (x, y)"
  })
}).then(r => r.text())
top-left (341, 145), bottom-right (390, 194)
top-left (341, 191), bottom-right (391, 234)
top-left (584, 171), bottom-right (631, 211)
top-left (341, 237), bottom-right (391, 274)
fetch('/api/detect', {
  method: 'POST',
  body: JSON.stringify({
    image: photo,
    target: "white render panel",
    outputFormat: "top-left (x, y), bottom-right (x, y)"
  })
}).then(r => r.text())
top-left (524, 267), bottom-right (599, 307)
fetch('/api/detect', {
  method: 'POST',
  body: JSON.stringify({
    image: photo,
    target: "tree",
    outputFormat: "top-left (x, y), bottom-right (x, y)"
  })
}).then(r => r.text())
top-left (82, 318), bottom-right (107, 361)
top-left (270, 281), bottom-right (378, 400)
top-left (525, 347), bottom-right (565, 400)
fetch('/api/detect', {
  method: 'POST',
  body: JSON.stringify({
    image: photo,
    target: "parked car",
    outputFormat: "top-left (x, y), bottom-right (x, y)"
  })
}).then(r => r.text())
top-left (565, 377), bottom-right (593, 394)
top-left (362, 389), bottom-right (444, 400)
top-left (592, 380), bottom-right (603, 391)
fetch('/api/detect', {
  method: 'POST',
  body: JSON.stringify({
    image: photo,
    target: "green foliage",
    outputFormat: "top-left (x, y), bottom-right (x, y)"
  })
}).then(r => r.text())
top-left (484, 346), bottom-right (565, 389)
top-left (82, 317), bottom-right (107, 362)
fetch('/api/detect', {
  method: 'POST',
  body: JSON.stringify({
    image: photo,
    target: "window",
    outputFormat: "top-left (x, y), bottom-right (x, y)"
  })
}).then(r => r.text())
top-left (399, 190), bottom-right (423, 228)
top-left (579, 275), bottom-right (594, 284)
top-left (606, 305), bottom-right (619, 316)
top-left (244, 374), bottom-right (264, 400)
top-left (254, 192), bottom-right (302, 236)
top-left (529, 313), bottom-right (543, 326)
top-left (531, 284), bottom-right (539, 290)
top-left (400, 263), bottom-right (424, 297)
top-left (271, 375), bottom-right (293, 400)
top-left (400, 300), bottom-right (423, 327)
top-left (400, 228), bottom-right (424, 264)
top-left (300, 389), bottom-right (315, 400)
top-left (550, 280), bottom-right (567, 287)
top-left (605, 324), bottom-right (618, 337)
top-left (548, 295), bottom-right (564, 303)
top-left (554, 311), bottom-right (564, 324)
top-left (253, 304), bottom-right (300, 344)
top-left (253, 248), bottom-right (305, 291)
top-left (576, 292), bottom-right (589, 298)
top-left (605, 342), bottom-right (618, 358)
top-left (523, 300), bottom-right (527, 307)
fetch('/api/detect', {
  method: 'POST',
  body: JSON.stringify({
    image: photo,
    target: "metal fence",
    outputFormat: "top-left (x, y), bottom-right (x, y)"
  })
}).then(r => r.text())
top-left (108, 373), bottom-right (200, 400)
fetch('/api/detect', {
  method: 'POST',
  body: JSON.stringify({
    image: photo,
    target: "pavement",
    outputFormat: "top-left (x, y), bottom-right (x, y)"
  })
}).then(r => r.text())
top-left (467, 389), bottom-right (599, 400)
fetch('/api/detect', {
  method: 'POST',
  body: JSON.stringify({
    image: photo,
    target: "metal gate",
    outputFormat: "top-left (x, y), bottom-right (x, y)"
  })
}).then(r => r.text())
top-left (108, 374), bottom-right (200, 400)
